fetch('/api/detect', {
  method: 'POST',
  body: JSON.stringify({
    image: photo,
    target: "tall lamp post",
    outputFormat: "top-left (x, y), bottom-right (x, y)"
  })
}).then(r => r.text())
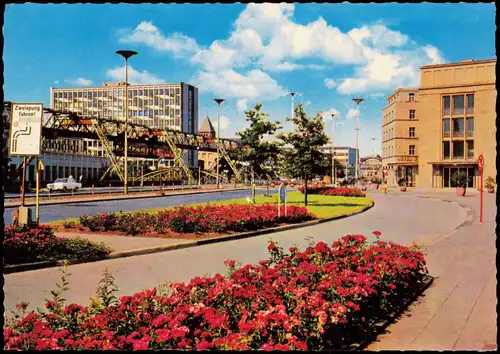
top-left (290, 92), bottom-right (297, 118)
top-left (214, 98), bottom-right (225, 189)
top-left (331, 113), bottom-right (336, 185)
top-left (116, 50), bottom-right (138, 195)
top-left (372, 137), bottom-right (376, 157)
top-left (352, 98), bottom-right (364, 181)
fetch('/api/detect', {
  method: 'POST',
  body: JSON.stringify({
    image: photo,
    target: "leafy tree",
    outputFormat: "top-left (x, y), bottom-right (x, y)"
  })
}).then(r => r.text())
top-left (232, 104), bottom-right (283, 203)
top-left (278, 104), bottom-right (330, 206)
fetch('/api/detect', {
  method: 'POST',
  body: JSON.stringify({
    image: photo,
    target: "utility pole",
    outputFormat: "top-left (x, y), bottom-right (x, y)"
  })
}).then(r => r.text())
top-left (352, 98), bottom-right (364, 181)
top-left (213, 99), bottom-right (225, 189)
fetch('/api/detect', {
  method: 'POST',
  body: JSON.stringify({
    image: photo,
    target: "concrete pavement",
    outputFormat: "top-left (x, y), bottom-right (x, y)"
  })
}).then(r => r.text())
top-left (366, 190), bottom-right (497, 350)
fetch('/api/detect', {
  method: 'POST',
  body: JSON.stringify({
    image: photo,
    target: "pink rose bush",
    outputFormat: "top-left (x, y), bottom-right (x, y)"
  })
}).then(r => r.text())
top-left (3, 225), bottom-right (111, 265)
top-left (4, 233), bottom-right (429, 350)
top-left (79, 204), bottom-right (313, 235)
top-left (298, 186), bottom-right (366, 197)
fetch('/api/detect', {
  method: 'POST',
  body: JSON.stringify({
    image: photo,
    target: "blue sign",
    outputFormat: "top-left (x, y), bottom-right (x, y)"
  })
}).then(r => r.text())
top-left (265, 160), bottom-right (271, 166)
top-left (279, 184), bottom-right (287, 202)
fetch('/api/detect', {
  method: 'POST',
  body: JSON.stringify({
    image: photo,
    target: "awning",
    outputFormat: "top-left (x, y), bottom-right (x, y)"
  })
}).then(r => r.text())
top-left (428, 160), bottom-right (477, 166)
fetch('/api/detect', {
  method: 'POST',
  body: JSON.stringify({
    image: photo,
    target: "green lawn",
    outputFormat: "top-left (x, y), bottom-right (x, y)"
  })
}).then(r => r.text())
top-left (49, 191), bottom-right (372, 227)
top-left (212, 191), bottom-right (373, 219)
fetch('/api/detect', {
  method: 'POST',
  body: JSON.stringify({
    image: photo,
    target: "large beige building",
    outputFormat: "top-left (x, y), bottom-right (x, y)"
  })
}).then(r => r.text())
top-left (382, 58), bottom-right (496, 189)
top-left (382, 88), bottom-right (420, 186)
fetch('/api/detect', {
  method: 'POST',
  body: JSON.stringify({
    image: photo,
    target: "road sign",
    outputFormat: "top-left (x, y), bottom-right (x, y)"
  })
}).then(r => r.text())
top-left (265, 160), bottom-right (271, 166)
top-left (279, 183), bottom-right (287, 202)
top-left (478, 154), bottom-right (484, 171)
top-left (9, 103), bottom-right (43, 156)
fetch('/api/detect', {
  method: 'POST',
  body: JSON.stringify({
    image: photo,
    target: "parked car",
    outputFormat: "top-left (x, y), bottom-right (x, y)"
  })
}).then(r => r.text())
top-left (47, 176), bottom-right (82, 192)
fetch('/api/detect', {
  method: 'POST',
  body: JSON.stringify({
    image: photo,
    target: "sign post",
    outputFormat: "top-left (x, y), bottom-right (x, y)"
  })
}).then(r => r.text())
top-left (478, 154), bottom-right (484, 223)
top-left (382, 167), bottom-right (388, 194)
top-left (279, 183), bottom-right (287, 218)
top-left (36, 159), bottom-right (44, 225)
top-left (9, 103), bottom-right (43, 225)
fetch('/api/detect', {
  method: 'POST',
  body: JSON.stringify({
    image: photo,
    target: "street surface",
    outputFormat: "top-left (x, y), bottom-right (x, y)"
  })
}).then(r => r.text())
top-left (4, 192), bottom-right (467, 312)
top-left (4, 183), bottom-right (243, 199)
top-left (3, 188), bottom-right (277, 224)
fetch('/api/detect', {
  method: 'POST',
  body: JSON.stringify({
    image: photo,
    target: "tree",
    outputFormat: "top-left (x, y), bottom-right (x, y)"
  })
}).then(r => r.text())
top-left (278, 104), bottom-right (330, 206)
top-left (232, 104), bottom-right (283, 203)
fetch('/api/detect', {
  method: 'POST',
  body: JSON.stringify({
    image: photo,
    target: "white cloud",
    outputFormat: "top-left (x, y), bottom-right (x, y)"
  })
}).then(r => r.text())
top-left (324, 78), bottom-right (337, 89)
top-left (65, 77), bottom-right (93, 86)
top-left (119, 21), bottom-right (199, 57)
top-left (335, 24), bottom-right (446, 94)
top-left (219, 115), bottom-right (231, 133)
top-left (106, 65), bottom-right (166, 84)
top-left (53, 80), bottom-right (60, 85)
top-left (346, 108), bottom-right (358, 119)
top-left (194, 69), bottom-right (286, 102)
top-left (237, 99), bottom-right (248, 112)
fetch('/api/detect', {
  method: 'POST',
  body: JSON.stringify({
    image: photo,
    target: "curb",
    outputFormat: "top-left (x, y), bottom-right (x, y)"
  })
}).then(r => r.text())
top-left (4, 187), bottom-right (254, 208)
top-left (4, 200), bottom-right (375, 274)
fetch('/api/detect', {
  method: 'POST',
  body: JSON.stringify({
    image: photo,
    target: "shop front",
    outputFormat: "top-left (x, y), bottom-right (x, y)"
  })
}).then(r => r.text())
top-left (430, 162), bottom-right (477, 189)
top-left (388, 156), bottom-right (419, 187)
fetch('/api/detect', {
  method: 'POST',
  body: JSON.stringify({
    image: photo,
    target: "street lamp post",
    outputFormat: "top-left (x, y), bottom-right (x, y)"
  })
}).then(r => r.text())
top-left (331, 113), bottom-right (336, 185)
top-left (290, 92), bottom-right (297, 118)
top-left (116, 50), bottom-right (138, 195)
top-left (352, 98), bottom-right (364, 181)
top-left (213, 98), bottom-right (225, 189)
top-left (372, 137), bottom-right (376, 157)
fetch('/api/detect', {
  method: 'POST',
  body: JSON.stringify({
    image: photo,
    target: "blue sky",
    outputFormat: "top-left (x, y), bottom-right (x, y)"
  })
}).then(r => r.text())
top-left (4, 3), bottom-right (496, 156)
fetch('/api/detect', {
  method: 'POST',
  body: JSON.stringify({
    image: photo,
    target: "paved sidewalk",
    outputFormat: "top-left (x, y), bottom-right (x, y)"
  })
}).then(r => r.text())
top-left (57, 232), bottom-right (189, 252)
top-left (367, 191), bottom-right (497, 350)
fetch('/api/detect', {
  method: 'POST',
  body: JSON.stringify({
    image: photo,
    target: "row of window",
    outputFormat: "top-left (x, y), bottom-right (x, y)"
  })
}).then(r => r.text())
top-left (383, 127), bottom-right (416, 141)
top-left (383, 144), bottom-right (416, 157)
top-left (443, 94), bottom-right (474, 117)
top-left (383, 109), bottom-right (416, 125)
top-left (53, 87), bottom-right (181, 99)
top-left (442, 117), bottom-right (474, 139)
top-left (9, 164), bottom-right (102, 183)
top-left (443, 140), bottom-right (474, 160)
top-left (386, 92), bottom-right (416, 105)
top-left (54, 98), bottom-right (181, 109)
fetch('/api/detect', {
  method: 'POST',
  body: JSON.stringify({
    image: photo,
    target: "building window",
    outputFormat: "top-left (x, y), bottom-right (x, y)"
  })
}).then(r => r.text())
top-left (467, 117), bottom-right (474, 137)
top-left (443, 119), bottom-right (450, 138)
top-left (443, 141), bottom-right (450, 160)
top-left (409, 93), bottom-right (415, 102)
top-left (466, 94), bottom-right (474, 114)
top-left (452, 141), bottom-right (464, 159)
top-left (443, 96), bottom-right (451, 116)
top-left (452, 118), bottom-right (464, 138)
top-left (409, 145), bottom-right (415, 155)
top-left (467, 140), bottom-right (474, 159)
top-left (452, 95), bottom-right (465, 115)
top-left (409, 109), bottom-right (416, 119)
top-left (409, 127), bottom-right (415, 137)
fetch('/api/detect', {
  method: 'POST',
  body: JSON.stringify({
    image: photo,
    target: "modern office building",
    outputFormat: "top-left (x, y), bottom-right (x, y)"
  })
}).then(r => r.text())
top-left (51, 81), bottom-right (199, 168)
top-left (381, 58), bottom-right (496, 189)
top-left (381, 88), bottom-right (420, 186)
top-left (318, 145), bottom-right (358, 177)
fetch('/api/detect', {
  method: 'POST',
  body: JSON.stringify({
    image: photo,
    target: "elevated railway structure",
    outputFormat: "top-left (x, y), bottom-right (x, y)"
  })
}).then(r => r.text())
top-left (6, 104), bottom-right (244, 185)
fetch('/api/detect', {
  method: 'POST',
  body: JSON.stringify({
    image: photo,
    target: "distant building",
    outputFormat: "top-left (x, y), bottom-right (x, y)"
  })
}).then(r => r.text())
top-left (197, 114), bottom-right (217, 171)
top-left (318, 145), bottom-right (358, 177)
top-left (360, 155), bottom-right (382, 180)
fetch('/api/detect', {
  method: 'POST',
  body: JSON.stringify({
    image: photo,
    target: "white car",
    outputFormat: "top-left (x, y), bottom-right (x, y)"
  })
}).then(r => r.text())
top-left (47, 176), bottom-right (82, 192)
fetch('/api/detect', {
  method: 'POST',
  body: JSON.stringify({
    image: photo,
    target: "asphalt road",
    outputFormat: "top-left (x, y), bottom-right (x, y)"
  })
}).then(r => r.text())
top-left (4, 192), bottom-right (469, 314)
top-left (3, 188), bottom-right (277, 225)
top-left (4, 183), bottom-right (242, 199)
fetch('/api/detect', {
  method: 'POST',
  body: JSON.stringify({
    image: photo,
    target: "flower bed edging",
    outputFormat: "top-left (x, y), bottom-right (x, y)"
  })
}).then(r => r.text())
top-left (4, 201), bottom-right (375, 274)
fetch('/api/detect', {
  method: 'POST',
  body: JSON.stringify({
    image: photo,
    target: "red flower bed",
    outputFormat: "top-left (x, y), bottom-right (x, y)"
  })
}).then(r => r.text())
top-left (79, 204), bottom-right (314, 236)
top-left (3, 225), bottom-right (112, 265)
top-left (4, 233), bottom-right (429, 350)
top-left (298, 186), bottom-right (366, 197)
